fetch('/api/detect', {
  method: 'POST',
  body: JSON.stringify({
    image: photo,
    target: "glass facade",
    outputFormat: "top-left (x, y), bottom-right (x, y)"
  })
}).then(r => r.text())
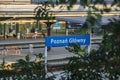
top-left (0, 0), bottom-right (119, 40)
top-left (0, 20), bottom-right (67, 40)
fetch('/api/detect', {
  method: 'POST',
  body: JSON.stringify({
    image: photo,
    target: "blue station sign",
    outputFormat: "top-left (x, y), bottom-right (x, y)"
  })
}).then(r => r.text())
top-left (45, 35), bottom-right (90, 47)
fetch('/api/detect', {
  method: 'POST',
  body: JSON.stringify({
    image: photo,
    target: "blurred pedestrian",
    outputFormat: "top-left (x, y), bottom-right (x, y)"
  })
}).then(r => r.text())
top-left (31, 27), bottom-right (35, 33)
top-left (91, 28), bottom-right (94, 37)
top-left (9, 27), bottom-right (12, 33)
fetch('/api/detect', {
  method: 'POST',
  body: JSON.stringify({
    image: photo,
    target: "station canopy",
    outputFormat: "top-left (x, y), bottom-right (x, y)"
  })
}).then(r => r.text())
top-left (56, 16), bottom-right (120, 25)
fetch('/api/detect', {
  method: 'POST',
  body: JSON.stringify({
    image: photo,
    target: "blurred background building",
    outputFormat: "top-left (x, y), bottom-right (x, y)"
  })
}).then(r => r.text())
top-left (0, 0), bottom-right (119, 40)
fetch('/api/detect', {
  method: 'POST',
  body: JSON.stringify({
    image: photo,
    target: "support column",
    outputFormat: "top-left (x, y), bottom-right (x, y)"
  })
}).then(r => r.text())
top-left (16, 23), bottom-right (20, 39)
top-left (3, 23), bottom-right (6, 40)
top-left (46, 22), bottom-right (51, 51)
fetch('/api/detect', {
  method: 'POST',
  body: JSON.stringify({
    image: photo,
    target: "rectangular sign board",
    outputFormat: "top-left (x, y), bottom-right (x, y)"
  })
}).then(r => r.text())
top-left (52, 22), bottom-right (61, 29)
top-left (45, 35), bottom-right (90, 47)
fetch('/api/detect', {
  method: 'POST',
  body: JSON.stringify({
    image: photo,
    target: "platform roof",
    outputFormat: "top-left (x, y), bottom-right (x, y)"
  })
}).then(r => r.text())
top-left (56, 16), bottom-right (120, 25)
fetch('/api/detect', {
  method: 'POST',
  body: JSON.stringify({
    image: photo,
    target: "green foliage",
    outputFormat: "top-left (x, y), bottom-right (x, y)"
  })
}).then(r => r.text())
top-left (83, 13), bottom-right (102, 29)
top-left (111, 0), bottom-right (120, 7)
top-left (64, 18), bottom-right (120, 80)
top-left (34, 6), bottom-right (49, 21)
top-left (80, 0), bottom-right (92, 7)
top-left (59, 2), bottom-right (120, 79)
top-left (34, 3), bottom-right (53, 29)
top-left (58, 0), bottom-right (67, 4)
top-left (67, 0), bottom-right (77, 10)
top-left (0, 0), bottom-right (120, 80)
top-left (66, 43), bottom-right (87, 55)
top-left (0, 53), bottom-right (55, 80)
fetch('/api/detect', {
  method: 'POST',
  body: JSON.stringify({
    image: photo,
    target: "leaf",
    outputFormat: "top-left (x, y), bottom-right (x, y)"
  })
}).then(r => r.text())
top-left (80, 0), bottom-right (89, 7)
top-left (25, 54), bottom-right (30, 62)
top-left (92, 6), bottom-right (99, 11)
top-left (103, 8), bottom-right (111, 12)
top-left (55, 0), bottom-right (59, 5)
top-left (59, 0), bottom-right (67, 4)
top-left (16, 59), bottom-right (27, 67)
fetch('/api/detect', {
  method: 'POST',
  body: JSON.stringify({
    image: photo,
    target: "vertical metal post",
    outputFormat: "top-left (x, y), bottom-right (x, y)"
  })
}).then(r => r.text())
top-left (88, 29), bottom-right (91, 54)
top-left (66, 29), bottom-right (68, 36)
top-left (88, 44), bottom-right (91, 54)
top-left (44, 46), bottom-right (48, 73)
top-left (46, 22), bottom-right (51, 51)
top-left (4, 23), bottom-right (6, 40)
top-left (29, 44), bottom-right (34, 53)
top-left (16, 23), bottom-right (19, 39)
top-left (66, 21), bottom-right (70, 36)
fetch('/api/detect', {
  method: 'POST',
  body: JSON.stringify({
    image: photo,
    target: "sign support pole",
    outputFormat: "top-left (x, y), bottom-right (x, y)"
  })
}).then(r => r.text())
top-left (88, 30), bottom-right (91, 54)
top-left (88, 44), bottom-right (91, 54)
top-left (66, 29), bottom-right (68, 36)
top-left (44, 46), bottom-right (48, 73)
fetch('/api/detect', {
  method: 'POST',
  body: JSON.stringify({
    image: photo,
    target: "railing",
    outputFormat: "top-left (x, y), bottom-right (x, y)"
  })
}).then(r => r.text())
top-left (31, 0), bottom-right (56, 4)
top-left (31, 0), bottom-right (114, 4)
top-left (22, 32), bottom-right (46, 39)
top-left (0, 40), bottom-right (44, 46)
top-left (0, 0), bottom-right (31, 4)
